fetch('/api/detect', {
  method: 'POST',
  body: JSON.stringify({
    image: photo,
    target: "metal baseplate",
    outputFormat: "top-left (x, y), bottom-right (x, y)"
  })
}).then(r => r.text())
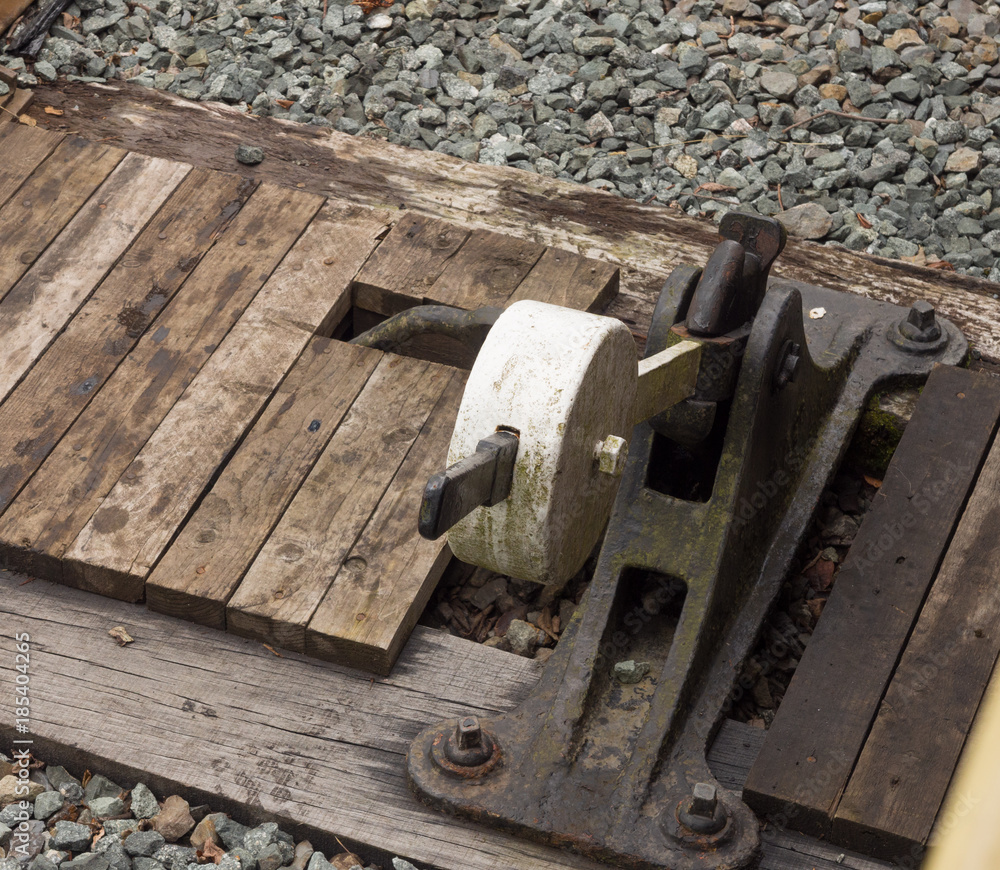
top-left (404, 212), bottom-right (967, 870)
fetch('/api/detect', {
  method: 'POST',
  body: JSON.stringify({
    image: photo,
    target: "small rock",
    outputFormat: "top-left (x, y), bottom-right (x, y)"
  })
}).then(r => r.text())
top-left (613, 660), bottom-right (651, 684)
top-left (0, 775), bottom-right (44, 806)
top-left (124, 832), bottom-right (166, 858)
top-left (760, 70), bottom-right (798, 99)
top-left (62, 856), bottom-right (110, 870)
top-left (505, 619), bottom-right (543, 656)
top-left (391, 860), bottom-right (419, 870)
top-left (189, 816), bottom-right (221, 851)
top-left (777, 203), bottom-right (834, 240)
top-left (674, 154), bottom-right (699, 179)
top-left (33, 792), bottom-right (63, 822)
top-left (945, 147), bottom-right (981, 173)
top-left (83, 776), bottom-right (121, 804)
top-left (51, 822), bottom-right (92, 853)
top-left (235, 144), bottom-right (265, 165)
top-left (130, 784), bottom-right (159, 821)
top-left (150, 796), bottom-right (194, 843)
top-left (87, 797), bottom-right (125, 819)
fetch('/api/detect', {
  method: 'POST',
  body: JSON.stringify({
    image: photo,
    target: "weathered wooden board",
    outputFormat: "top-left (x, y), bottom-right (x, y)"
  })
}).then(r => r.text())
top-left (0, 123), bottom-right (63, 208)
top-left (27, 81), bottom-right (1000, 360)
top-left (61, 187), bottom-right (327, 600)
top-left (509, 245), bottom-right (620, 312)
top-left (0, 152), bottom-right (189, 405)
top-left (226, 355), bottom-right (457, 654)
top-left (353, 213), bottom-right (470, 316)
top-left (423, 229), bottom-right (545, 309)
top-left (305, 373), bottom-right (465, 674)
top-left (0, 182), bottom-right (314, 582)
top-left (743, 366), bottom-right (1000, 839)
top-left (0, 135), bottom-right (124, 303)
top-left (833, 416), bottom-right (1000, 859)
top-left (0, 573), bottom-right (892, 870)
top-left (0, 169), bottom-right (251, 509)
top-left (145, 339), bottom-right (382, 627)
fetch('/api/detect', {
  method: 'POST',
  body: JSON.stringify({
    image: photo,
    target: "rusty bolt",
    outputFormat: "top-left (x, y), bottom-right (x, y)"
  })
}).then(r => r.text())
top-left (690, 783), bottom-right (718, 819)
top-left (907, 300), bottom-right (936, 332)
top-left (456, 716), bottom-right (482, 750)
top-left (596, 435), bottom-right (628, 477)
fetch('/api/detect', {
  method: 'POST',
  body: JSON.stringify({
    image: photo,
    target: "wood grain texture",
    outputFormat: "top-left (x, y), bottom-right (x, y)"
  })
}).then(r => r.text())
top-left (0, 125), bottom-right (61, 210)
top-left (0, 169), bottom-right (253, 510)
top-left (0, 152), bottom-right (189, 405)
top-left (0, 0), bottom-right (34, 35)
top-left (0, 135), bottom-right (125, 302)
top-left (743, 366), bottom-right (1000, 839)
top-left (62, 188), bottom-right (328, 600)
top-left (305, 371), bottom-right (466, 674)
top-left (26, 81), bottom-right (1000, 360)
top-left (834, 421), bottom-right (1000, 859)
top-left (145, 339), bottom-right (382, 628)
top-left (508, 245), bottom-right (620, 311)
top-left (226, 355), bottom-right (453, 653)
top-left (423, 229), bottom-right (545, 309)
top-left (0, 574), bottom-right (893, 870)
top-left (0, 182), bottom-right (313, 582)
top-left (353, 213), bottom-right (470, 315)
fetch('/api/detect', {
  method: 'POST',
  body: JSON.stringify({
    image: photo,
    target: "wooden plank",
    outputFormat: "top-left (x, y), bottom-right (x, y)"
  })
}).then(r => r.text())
top-left (0, 182), bottom-right (316, 582)
top-left (305, 371), bottom-right (465, 674)
top-left (226, 355), bottom-right (453, 653)
top-left (742, 365), bottom-right (1000, 838)
top-left (0, 152), bottom-right (190, 405)
top-left (423, 229), bottom-right (545, 310)
top-left (508, 246), bottom-right (620, 312)
top-left (29, 81), bottom-right (1000, 361)
top-left (0, 572), bottom-right (608, 870)
top-left (1, 87), bottom-right (33, 123)
top-left (0, 169), bottom-right (253, 510)
top-left (353, 213), bottom-right (470, 316)
top-left (0, 123), bottom-right (63, 208)
top-left (833, 423), bottom-right (1000, 859)
top-left (145, 339), bottom-right (382, 628)
top-left (0, 135), bottom-right (125, 303)
top-left (61, 188), bottom-right (328, 601)
top-left (706, 719), bottom-right (766, 792)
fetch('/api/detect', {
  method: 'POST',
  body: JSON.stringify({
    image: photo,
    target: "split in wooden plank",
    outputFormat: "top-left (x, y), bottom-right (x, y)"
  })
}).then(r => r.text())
top-left (0, 135), bottom-right (125, 303)
top-left (0, 182), bottom-right (316, 583)
top-left (0, 169), bottom-right (253, 511)
top-left (0, 122), bottom-right (63, 208)
top-left (833, 416), bottom-right (1000, 859)
top-left (305, 371), bottom-right (466, 674)
top-left (226, 355), bottom-right (455, 654)
top-left (423, 229), bottom-right (545, 310)
top-left (145, 339), bottom-right (382, 628)
top-left (352, 213), bottom-right (470, 316)
top-left (62, 187), bottom-right (329, 601)
top-left (742, 365), bottom-right (1000, 839)
top-left (508, 246), bottom-right (620, 312)
top-left (0, 152), bottom-right (190, 406)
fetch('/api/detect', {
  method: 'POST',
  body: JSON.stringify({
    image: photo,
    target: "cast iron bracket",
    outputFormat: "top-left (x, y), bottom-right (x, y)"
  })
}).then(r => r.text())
top-left (406, 214), bottom-right (967, 870)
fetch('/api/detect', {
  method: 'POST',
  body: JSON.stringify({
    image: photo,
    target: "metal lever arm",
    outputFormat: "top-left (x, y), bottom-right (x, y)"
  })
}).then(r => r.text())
top-left (418, 431), bottom-right (519, 540)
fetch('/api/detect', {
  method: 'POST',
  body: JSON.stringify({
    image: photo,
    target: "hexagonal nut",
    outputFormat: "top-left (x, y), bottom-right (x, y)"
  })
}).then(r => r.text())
top-left (596, 435), bottom-right (628, 477)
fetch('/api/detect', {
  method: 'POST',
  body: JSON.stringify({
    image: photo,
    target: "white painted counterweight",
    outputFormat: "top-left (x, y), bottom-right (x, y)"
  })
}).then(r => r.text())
top-left (445, 300), bottom-right (701, 586)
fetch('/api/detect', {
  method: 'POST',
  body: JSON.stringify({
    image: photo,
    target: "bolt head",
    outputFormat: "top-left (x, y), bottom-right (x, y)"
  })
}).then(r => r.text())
top-left (907, 300), bottom-right (936, 332)
top-left (596, 435), bottom-right (629, 477)
top-left (691, 783), bottom-right (718, 819)
top-left (456, 716), bottom-right (482, 750)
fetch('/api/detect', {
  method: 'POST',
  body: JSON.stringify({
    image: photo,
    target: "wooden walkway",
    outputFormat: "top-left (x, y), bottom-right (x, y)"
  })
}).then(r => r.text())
top-left (0, 121), bottom-right (615, 674)
top-left (0, 572), bottom-right (893, 870)
top-left (744, 365), bottom-right (1000, 863)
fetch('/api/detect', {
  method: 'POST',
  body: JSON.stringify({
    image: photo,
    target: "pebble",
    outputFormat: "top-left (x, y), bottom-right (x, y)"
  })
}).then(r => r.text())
top-left (124, 832), bottom-right (166, 858)
top-left (234, 144), bottom-right (264, 166)
top-left (614, 660), bottom-right (651, 684)
top-left (778, 203), bottom-right (835, 240)
top-left (130, 784), bottom-right (159, 820)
